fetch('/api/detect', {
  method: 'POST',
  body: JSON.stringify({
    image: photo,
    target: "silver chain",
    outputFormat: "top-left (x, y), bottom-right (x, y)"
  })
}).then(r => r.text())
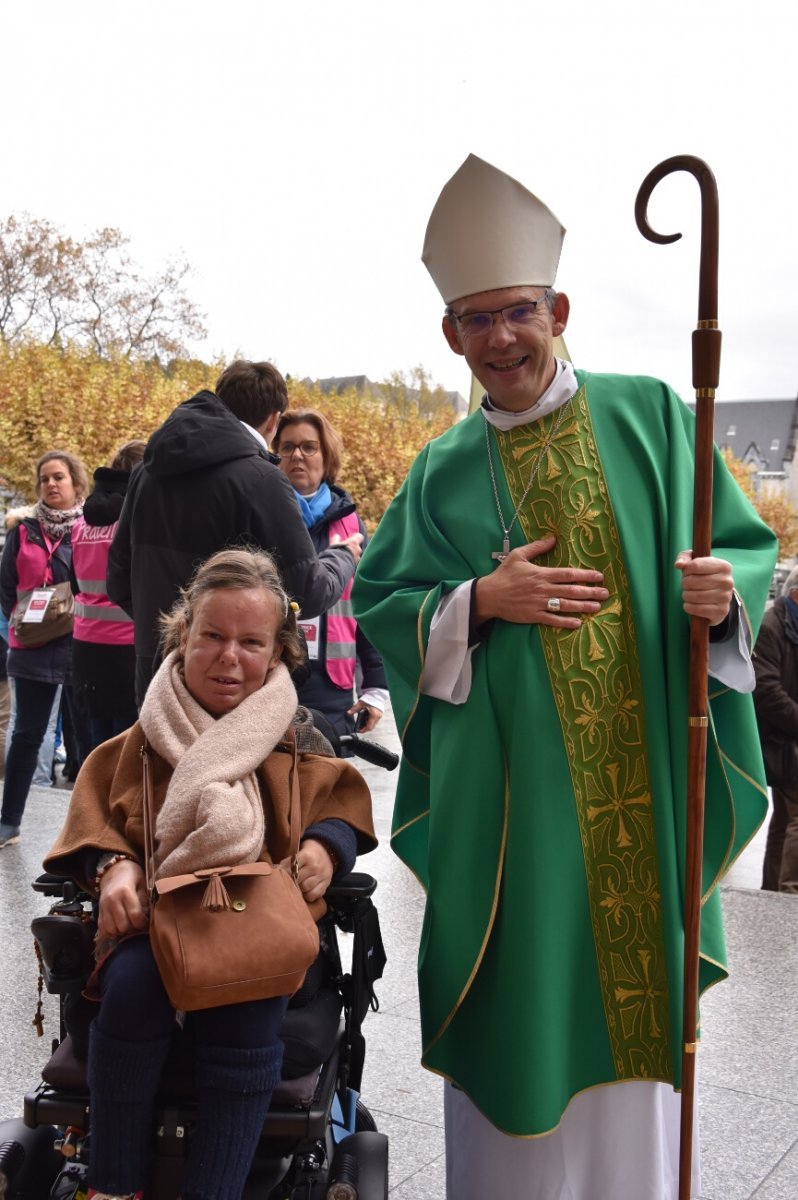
top-left (483, 400), bottom-right (571, 550)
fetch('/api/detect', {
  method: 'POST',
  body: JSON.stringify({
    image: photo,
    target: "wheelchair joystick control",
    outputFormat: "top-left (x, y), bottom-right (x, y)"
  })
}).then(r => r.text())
top-left (0, 1138), bottom-right (26, 1196)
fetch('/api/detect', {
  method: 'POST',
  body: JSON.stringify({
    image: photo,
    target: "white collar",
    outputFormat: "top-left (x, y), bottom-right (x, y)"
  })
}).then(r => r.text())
top-left (481, 359), bottom-right (578, 430)
top-left (241, 420), bottom-right (270, 451)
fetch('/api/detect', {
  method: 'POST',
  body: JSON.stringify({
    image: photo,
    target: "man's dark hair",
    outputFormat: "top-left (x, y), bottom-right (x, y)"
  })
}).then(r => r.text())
top-left (215, 360), bottom-right (288, 428)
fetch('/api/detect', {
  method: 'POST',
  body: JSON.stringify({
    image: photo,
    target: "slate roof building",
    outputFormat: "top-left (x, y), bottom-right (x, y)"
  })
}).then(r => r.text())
top-left (695, 397), bottom-right (798, 504)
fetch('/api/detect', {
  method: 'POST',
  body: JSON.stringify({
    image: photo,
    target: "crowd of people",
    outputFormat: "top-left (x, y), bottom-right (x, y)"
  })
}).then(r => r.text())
top-left (0, 153), bottom-right (790, 1200)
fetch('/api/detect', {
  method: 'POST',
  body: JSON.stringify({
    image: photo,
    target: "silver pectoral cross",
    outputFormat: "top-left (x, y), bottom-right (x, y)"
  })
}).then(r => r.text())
top-left (491, 536), bottom-right (510, 563)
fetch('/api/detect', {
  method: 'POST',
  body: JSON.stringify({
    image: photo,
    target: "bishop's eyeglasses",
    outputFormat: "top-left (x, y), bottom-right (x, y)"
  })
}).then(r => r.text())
top-left (449, 294), bottom-right (551, 339)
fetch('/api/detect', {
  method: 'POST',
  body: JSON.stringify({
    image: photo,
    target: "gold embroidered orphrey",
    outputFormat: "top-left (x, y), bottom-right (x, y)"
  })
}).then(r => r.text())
top-left (495, 385), bottom-right (673, 1083)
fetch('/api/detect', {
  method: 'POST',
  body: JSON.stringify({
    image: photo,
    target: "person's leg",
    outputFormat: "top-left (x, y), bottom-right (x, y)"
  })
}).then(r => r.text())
top-left (762, 788), bottom-right (787, 891)
top-left (1, 677), bottom-right (59, 831)
top-left (61, 683), bottom-right (91, 772)
top-left (87, 937), bottom-right (175, 1196)
top-left (134, 655), bottom-right (156, 710)
top-left (33, 683), bottom-right (61, 786)
top-left (181, 997), bottom-right (288, 1200)
top-left (0, 676), bottom-right (10, 779)
top-left (3, 677), bottom-right (15, 767)
top-left (777, 787), bottom-right (798, 892)
top-left (87, 709), bottom-right (137, 755)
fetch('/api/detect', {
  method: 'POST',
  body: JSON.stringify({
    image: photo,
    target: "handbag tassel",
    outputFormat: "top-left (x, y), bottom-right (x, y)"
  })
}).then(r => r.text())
top-left (201, 872), bottom-right (232, 913)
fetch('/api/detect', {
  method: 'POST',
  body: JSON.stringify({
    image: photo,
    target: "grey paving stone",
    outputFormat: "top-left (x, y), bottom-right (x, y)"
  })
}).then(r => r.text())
top-left (701, 890), bottom-right (798, 1103)
top-left (750, 1139), bottom-right (798, 1198)
top-left (368, 1107), bottom-right (445, 1191)
top-left (388, 1148), bottom-right (447, 1199)
top-left (361, 1009), bottom-right (444, 1124)
top-left (699, 1084), bottom-right (798, 1199)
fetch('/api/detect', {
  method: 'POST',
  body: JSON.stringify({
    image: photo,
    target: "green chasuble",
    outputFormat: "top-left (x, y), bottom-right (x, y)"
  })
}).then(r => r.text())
top-left (352, 372), bottom-right (777, 1136)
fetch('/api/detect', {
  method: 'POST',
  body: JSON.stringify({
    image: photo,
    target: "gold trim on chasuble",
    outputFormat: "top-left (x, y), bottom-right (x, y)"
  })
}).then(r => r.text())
top-left (494, 387), bottom-right (672, 1083)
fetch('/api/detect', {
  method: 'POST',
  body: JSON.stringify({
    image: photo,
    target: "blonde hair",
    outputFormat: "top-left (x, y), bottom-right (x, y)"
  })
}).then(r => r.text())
top-left (159, 547), bottom-right (305, 672)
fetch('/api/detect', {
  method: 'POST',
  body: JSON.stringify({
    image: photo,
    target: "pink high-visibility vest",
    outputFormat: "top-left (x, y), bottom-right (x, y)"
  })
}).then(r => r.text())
top-left (324, 512), bottom-right (360, 689)
top-left (7, 523), bottom-right (66, 650)
top-left (71, 517), bottom-right (134, 646)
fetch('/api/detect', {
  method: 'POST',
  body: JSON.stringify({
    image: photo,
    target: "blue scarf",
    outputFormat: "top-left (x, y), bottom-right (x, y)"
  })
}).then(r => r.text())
top-left (294, 482), bottom-right (332, 529)
top-left (785, 595), bottom-right (798, 626)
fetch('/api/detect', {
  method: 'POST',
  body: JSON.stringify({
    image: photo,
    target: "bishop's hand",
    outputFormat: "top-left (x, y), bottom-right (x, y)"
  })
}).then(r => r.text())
top-left (474, 535), bottom-right (609, 629)
top-left (675, 550), bottom-right (734, 626)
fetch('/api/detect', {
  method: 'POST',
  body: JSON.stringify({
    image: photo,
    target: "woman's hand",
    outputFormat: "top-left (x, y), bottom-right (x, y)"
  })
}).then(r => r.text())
top-left (289, 839), bottom-right (335, 904)
top-left (347, 700), bottom-right (383, 732)
top-left (97, 858), bottom-right (150, 938)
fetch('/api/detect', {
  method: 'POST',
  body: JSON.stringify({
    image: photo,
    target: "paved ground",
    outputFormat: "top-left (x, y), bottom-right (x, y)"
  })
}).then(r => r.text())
top-left (1, 707), bottom-right (797, 1198)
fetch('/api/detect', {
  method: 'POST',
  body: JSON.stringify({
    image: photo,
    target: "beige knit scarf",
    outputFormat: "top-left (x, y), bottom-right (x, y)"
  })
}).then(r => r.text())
top-left (139, 650), bottom-right (298, 879)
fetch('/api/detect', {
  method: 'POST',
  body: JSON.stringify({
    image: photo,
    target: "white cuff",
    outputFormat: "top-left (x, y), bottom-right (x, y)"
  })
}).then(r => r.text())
top-left (708, 592), bottom-right (754, 692)
top-left (421, 583), bottom-right (477, 704)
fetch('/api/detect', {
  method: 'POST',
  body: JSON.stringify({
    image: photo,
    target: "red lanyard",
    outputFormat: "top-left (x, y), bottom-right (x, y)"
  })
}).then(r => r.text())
top-left (39, 527), bottom-right (64, 587)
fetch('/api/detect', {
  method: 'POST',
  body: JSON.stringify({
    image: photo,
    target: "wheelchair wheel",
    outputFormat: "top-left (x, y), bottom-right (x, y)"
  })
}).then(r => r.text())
top-left (354, 1100), bottom-right (378, 1133)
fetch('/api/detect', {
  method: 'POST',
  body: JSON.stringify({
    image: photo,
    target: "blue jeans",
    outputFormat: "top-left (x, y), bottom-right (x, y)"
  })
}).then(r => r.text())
top-left (1, 678), bottom-right (76, 827)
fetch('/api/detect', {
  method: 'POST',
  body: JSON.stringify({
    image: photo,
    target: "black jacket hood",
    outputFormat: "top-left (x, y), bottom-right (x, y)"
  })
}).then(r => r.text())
top-left (83, 467), bottom-right (131, 527)
top-left (144, 390), bottom-right (276, 479)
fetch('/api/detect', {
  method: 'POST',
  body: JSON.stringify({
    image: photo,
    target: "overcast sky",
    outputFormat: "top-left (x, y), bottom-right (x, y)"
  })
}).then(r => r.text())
top-left (5, 1), bottom-right (796, 406)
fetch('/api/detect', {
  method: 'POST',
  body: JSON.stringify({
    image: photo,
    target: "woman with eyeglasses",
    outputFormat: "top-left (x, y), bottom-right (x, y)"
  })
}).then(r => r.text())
top-left (273, 410), bottom-right (387, 744)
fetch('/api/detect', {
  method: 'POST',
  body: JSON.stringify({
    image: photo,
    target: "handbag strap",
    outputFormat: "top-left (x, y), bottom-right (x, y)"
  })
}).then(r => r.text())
top-left (141, 724), bottom-right (303, 892)
top-left (142, 740), bottom-right (156, 895)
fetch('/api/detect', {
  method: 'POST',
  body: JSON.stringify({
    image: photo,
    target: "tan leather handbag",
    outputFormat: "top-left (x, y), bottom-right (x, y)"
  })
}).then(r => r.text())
top-left (11, 582), bottom-right (74, 647)
top-left (144, 733), bottom-right (320, 1012)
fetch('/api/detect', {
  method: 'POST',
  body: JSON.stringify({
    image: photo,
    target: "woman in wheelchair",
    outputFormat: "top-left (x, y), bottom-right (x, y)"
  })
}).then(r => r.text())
top-left (43, 547), bottom-right (377, 1200)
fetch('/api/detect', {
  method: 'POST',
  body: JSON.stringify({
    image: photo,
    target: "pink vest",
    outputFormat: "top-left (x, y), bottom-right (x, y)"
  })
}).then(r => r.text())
top-left (71, 517), bottom-right (134, 646)
top-left (324, 512), bottom-right (359, 689)
top-left (7, 523), bottom-right (68, 650)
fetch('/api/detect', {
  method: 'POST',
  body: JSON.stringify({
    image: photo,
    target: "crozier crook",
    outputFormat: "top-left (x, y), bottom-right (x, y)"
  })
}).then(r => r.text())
top-left (635, 154), bottom-right (721, 1200)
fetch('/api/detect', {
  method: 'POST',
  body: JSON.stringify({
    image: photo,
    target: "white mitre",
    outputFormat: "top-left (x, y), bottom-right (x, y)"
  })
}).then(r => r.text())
top-left (422, 154), bottom-right (566, 303)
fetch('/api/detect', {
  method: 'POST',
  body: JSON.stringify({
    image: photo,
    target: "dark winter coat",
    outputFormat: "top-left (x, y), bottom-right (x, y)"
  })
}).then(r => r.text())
top-left (753, 595), bottom-right (798, 786)
top-left (107, 391), bottom-right (355, 662)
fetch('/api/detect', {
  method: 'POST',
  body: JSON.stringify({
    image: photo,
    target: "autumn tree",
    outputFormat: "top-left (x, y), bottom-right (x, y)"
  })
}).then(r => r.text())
top-left (0, 342), bottom-right (217, 500)
top-left (0, 346), bottom-right (452, 525)
top-left (722, 448), bottom-right (798, 557)
top-left (378, 364), bottom-right (455, 419)
top-left (0, 214), bottom-right (206, 360)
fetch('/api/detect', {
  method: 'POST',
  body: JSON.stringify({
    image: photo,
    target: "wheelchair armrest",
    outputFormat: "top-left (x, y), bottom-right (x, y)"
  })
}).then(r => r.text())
top-left (325, 872), bottom-right (377, 902)
top-left (32, 872), bottom-right (76, 898)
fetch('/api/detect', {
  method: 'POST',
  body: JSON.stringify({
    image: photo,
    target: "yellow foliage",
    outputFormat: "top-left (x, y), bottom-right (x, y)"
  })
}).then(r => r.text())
top-left (755, 487), bottom-right (798, 558)
top-left (720, 448), bottom-right (756, 500)
top-left (0, 342), bottom-right (218, 500)
top-left (722, 448), bottom-right (798, 558)
top-left (0, 345), bottom-right (454, 528)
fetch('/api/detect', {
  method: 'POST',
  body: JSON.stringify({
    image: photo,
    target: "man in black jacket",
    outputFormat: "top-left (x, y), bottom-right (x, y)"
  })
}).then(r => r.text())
top-left (108, 360), bottom-right (361, 704)
top-left (753, 565), bottom-right (798, 892)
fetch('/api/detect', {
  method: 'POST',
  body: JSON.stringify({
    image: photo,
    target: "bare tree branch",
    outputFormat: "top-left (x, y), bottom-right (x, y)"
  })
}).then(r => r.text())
top-left (0, 214), bottom-right (207, 359)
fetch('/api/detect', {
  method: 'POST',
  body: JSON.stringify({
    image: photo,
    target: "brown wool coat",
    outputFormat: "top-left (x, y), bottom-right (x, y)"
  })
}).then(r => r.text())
top-left (45, 721), bottom-right (377, 914)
